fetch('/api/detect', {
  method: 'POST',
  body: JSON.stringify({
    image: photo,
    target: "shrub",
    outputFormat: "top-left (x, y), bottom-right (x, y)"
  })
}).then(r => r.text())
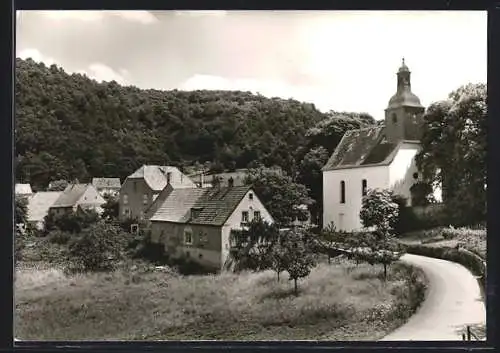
top-left (394, 205), bottom-right (451, 235)
top-left (44, 209), bottom-right (100, 235)
top-left (403, 243), bottom-right (486, 297)
top-left (48, 229), bottom-right (72, 245)
top-left (68, 221), bottom-right (128, 272)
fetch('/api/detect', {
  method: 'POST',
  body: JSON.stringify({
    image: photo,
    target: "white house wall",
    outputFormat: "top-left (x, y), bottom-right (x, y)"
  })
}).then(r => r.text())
top-left (78, 186), bottom-right (106, 206)
top-left (323, 165), bottom-right (388, 232)
top-left (221, 190), bottom-right (274, 267)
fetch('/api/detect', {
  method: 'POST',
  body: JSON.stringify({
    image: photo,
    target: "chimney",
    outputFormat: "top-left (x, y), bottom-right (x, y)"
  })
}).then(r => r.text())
top-left (191, 207), bottom-right (202, 219)
top-left (228, 177), bottom-right (234, 188)
top-left (212, 175), bottom-right (221, 189)
top-left (166, 172), bottom-right (172, 185)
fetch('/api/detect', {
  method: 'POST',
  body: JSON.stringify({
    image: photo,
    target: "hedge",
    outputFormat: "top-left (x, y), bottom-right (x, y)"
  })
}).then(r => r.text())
top-left (403, 243), bottom-right (486, 300)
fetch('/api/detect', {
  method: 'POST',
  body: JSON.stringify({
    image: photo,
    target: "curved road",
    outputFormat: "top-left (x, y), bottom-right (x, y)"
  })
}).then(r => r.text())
top-left (381, 253), bottom-right (486, 341)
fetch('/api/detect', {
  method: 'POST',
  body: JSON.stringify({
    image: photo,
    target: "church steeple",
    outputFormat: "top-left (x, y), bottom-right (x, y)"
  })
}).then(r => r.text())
top-left (384, 58), bottom-right (425, 143)
top-left (396, 58), bottom-right (411, 93)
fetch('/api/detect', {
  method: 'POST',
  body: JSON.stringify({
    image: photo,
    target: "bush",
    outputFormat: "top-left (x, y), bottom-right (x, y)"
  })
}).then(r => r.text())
top-left (48, 230), bottom-right (72, 245)
top-left (394, 205), bottom-right (451, 235)
top-left (68, 221), bottom-right (128, 272)
top-left (403, 243), bottom-right (486, 297)
top-left (44, 210), bottom-right (100, 235)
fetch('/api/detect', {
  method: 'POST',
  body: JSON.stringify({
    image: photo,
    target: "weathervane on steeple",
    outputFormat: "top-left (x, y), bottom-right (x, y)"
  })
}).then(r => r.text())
top-left (402, 57), bottom-right (405, 65)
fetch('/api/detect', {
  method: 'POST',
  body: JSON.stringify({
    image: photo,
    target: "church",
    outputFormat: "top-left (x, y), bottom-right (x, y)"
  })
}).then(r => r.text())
top-left (322, 59), bottom-right (441, 232)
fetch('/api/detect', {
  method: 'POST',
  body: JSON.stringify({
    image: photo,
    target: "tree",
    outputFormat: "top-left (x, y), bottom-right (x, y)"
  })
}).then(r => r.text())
top-left (245, 167), bottom-right (313, 227)
top-left (415, 83), bottom-right (486, 224)
top-left (101, 194), bottom-right (119, 221)
top-left (44, 209), bottom-right (100, 235)
top-left (282, 229), bottom-right (317, 295)
top-left (68, 221), bottom-right (128, 272)
top-left (47, 179), bottom-right (68, 191)
top-left (230, 219), bottom-right (280, 272)
top-left (15, 195), bottom-right (28, 225)
top-left (360, 189), bottom-right (399, 237)
top-left (359, 189), bottom-right (402, 280)
top-left (270, 241), bottom-right (287, 282)
top-left (297, 146), bottom-right (329, 226)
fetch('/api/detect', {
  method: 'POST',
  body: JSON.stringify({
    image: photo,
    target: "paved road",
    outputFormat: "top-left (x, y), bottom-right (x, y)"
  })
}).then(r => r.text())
top-left (381, 253), bottom-right (486, 341)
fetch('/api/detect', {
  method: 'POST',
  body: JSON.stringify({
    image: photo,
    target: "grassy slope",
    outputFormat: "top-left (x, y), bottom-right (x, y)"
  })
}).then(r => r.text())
top-left (15, 259), bottom-right (426, 341)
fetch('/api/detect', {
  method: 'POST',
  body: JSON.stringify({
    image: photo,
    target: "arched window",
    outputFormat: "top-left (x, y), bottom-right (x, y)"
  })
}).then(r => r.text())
top-left (340, 181), bottom-right (346, 204)
top-left (362, 179), bottom-right (367, 196)
top-left (392, 113), bottom-right (398, 123)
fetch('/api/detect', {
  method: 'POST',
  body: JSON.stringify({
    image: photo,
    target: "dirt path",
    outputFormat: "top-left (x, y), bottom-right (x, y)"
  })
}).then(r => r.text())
top-left (381, 253), bottom-right (486, 341)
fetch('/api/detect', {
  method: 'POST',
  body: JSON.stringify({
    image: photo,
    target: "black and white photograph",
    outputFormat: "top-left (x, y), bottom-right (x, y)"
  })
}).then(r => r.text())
top-left (14, 10), bottom-right (487, 341)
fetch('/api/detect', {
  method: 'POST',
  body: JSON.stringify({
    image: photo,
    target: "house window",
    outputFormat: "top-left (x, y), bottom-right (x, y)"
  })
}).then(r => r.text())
top-left (123, 207), bottom-right (130, 216)
top-left (340, 181), bottom-right (346, 204)
top-left (249, 193), bottom-right (254, 200)
top-left (143, 194), bottom-right (148, 205)
top-left (130, 224), bottom-right (139, 234)
top-left (242, 211), bottom-right (249, 223)
top-left (123, 194), bottom-right (129, 205)
top-left (362, 179), bottom-right (367, 196)
top-left (184, 228), bottom-right (193, 245)
top-left (199, 231), bottom-right (208, 245)
top-left (254, 210), bottom-right (261, 220)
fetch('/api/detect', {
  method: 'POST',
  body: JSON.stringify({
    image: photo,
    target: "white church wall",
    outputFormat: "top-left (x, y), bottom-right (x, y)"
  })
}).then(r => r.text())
top-left (323, 165), bottom-right (388, 232)
top-left (388, 143), bottom-right (420, 205)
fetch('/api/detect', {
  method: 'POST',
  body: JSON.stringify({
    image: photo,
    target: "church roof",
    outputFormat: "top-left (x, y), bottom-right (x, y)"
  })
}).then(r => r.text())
top-left (387, 90), bottom-right (423, 109)
top-left (322, 126), bottom-right (401, 171)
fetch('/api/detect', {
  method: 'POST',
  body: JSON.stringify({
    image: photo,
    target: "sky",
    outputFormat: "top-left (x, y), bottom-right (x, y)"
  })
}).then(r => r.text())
top-left (16, 10), bottom-right (487, 120)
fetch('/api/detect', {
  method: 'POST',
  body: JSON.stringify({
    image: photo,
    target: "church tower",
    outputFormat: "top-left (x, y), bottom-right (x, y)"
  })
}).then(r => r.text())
top-left (384, 58), bottom-right (425, 143)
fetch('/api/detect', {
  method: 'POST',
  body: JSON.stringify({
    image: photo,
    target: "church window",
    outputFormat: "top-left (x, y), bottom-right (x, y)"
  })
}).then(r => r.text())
top-left (362, 179), bottom-right (367, 196)
top-left (413, 172), bottom-right (419, 180)
top-left (392, 113), bottom-right (398, 123)
top-left (340, 181), bottom-right (346, 204)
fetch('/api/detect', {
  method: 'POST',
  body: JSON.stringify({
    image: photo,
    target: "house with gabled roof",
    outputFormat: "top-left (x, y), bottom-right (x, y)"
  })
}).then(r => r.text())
top-left (49, 183), bottom-right (106, 216)
top-left (148, 183), bottom-right (274, 271)
top-left (92, 177), bottom-right (121, 197)
top-left (26, 191), bottom-right (63, 230)
top-left (15, 183), bottom-right (33, 197)
top-left (322, 59), bottom-right (441, 232)
top-left (119, 165), bottom-right (197, 221)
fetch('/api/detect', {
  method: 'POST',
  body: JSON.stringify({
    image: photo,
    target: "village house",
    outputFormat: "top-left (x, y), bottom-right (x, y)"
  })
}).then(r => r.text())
top-left (26, 191), bottom-right (63, 230)
top-left (91, 177), bottom-right (121, 197)
top-left (322, 59), bottom-right (441, 232)
top-left (15, 183), bottom-right (33, 197)
top-left (119, 165), bottom-right (197, 221)
top-left (148, 181), bottom-right (274, 272)
top-left (49, 183), bottom-right (106, 216)
top-left (189, 167), bottom-right (284, 188)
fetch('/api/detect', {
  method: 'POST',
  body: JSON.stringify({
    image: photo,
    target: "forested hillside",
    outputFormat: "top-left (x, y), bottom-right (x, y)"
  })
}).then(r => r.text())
top-left (15, 58), bottom-right (375, 191)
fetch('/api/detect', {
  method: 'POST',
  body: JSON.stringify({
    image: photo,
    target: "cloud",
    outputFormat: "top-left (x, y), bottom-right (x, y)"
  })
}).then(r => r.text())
top-left (35, 10), bottom-right (158, 24)
top-left (17, 47), bottom-right (129, 85)
top-left (78, 63), bottom-right (129, 84)
top-left (17, 48), bottom-right (56, 66)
